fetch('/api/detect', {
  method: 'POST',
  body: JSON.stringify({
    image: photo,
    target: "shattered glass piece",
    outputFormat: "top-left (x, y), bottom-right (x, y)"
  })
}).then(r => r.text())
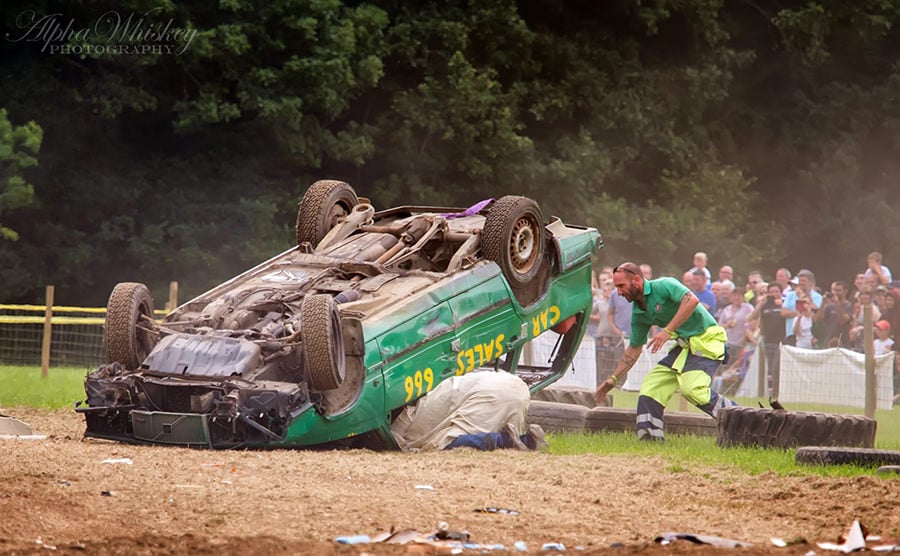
top-left (817, 520), bottom-right (867, 553)
top-left (655, 532), bottom-right (753, 548)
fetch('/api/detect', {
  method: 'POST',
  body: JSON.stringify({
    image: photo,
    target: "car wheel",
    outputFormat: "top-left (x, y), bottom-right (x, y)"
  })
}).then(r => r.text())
top-left (105, 282), bottom-right (157, 369)
top-left (795, 446), bottom-right (900, 467)
top-left (482, 196), bottom-right (546, 287)
top-left (716, 407), bottom-right (876, 449)
top-left (301, 294), bottom-right (346, 390)
top-left (296, 180), bottom-right (359, 247)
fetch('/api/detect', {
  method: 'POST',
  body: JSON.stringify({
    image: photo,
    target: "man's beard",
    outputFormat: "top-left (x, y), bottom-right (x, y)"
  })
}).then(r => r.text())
top-left (632, 285), bottom-right (646, 311)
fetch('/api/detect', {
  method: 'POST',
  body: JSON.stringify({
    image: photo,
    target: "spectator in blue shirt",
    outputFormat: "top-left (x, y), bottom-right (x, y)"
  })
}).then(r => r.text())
top-left (684, 270), bottom-right (717, 315)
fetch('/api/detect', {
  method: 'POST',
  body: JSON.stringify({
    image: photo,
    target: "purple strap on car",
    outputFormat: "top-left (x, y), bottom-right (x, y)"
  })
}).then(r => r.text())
top-left (441, 198), bottom-right (494, 219)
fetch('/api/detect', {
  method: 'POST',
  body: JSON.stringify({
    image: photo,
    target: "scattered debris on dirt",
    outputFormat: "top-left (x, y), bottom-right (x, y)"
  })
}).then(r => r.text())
top-left (0, 408), bottom-right (898, 555)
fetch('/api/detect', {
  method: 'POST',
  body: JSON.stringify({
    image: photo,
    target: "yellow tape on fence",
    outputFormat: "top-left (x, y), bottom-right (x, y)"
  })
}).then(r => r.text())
top-left (0, 304), bottom-right (107, 313)
top-left (0, 316), bottom-right (105, 325)
top-left (0, 304), bottom-right (167, 315)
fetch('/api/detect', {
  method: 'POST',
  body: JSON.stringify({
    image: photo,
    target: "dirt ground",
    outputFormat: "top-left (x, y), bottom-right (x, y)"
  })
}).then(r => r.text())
top-left (0, 408), bottom-right (898, 555)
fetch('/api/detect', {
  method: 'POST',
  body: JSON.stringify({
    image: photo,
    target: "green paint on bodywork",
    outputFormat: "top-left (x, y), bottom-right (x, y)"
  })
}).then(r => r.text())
top-left (277, 227), bottom-right (601, 447)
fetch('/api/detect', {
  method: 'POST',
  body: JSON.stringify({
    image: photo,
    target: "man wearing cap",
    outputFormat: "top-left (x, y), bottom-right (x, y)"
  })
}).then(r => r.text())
top-left (781, 269), bottom-right (823, 337)
top-left (595, 262), bottom-right (738, 441)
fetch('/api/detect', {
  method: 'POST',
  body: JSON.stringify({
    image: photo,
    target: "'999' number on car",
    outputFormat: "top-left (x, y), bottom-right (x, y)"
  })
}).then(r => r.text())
top-left (404, 368), bottom-right (435, 402)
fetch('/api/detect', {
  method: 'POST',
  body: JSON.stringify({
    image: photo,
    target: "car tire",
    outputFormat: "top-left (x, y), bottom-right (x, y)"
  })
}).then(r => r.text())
top-left (296, 180), bottom-right (359, 248)
top-left (301, 293), bottom-right (346, 390)
top-left (716, 407), bottom-right (876, 449)
top-left (795, 446), bottom-right (900, 467)
top-left (105, 282), bottom-right (157, 369)
top-left (482, 196), bottom-right (546, 288)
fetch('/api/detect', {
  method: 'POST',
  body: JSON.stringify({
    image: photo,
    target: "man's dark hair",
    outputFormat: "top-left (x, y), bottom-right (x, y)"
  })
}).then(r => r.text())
top-left (614, 262), bottom-right (641, 277)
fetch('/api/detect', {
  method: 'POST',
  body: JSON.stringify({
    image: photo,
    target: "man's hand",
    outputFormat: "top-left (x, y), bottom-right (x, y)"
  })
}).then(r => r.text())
top-left (648, 328), bottom-right (671, 353)
top-left (594, 378), bottom-right (616, 404)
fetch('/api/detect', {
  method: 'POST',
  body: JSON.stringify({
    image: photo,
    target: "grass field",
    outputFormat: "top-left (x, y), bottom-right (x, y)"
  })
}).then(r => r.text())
top-left (2, 365), bottom-right (897, 478)
top-left (0, 365), bottom-right (90, 408)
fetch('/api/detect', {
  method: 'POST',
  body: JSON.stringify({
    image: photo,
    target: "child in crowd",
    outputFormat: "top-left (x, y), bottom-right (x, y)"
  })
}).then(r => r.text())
top-left (793, 298), bottom-right (816, 349)
top-left (874, 320), bottom-right (894, 356)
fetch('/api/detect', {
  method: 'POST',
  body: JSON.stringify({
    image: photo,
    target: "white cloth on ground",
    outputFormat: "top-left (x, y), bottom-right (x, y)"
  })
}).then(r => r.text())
top-left (390, 370), bottom-right (530, 452)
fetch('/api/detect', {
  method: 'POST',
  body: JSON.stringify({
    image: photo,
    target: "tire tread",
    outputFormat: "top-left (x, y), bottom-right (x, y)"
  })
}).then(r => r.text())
top-left (302, 294), bottom-right (344, 390)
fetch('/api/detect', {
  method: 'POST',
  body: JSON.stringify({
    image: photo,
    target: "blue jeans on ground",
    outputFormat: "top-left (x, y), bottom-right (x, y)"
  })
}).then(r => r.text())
top-left (446, 431), bottom-right (533, 450)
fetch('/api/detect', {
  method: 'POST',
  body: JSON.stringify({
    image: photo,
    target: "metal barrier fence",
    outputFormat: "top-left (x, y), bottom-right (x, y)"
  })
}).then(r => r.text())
top-left (0, 304), bottom-right (106, 368)
top-left (0, 302), bottom-right (168, 370)
top-left (1, 284), bottom-right (176, 372)
top-left (552, 337), bottom-right (895, 413)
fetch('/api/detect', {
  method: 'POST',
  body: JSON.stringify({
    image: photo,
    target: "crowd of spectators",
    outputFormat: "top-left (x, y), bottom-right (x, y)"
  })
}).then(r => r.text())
top-left (589, 251), bottom-right (899, 403)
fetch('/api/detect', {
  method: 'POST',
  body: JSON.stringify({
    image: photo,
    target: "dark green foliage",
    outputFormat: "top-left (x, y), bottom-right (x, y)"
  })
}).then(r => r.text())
top-left (0, 108), bottom-right (42, 241)
top-left (0, 0), bottom-right (897, 303)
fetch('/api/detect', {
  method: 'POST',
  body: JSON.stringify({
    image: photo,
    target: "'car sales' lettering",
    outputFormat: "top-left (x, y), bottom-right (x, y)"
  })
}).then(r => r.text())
top-left (532, 305), bottom-right (561, 337)
top-left (456, 334), bottom-right (505, 375)
top-left (453, 305), bottom-right (561, 376)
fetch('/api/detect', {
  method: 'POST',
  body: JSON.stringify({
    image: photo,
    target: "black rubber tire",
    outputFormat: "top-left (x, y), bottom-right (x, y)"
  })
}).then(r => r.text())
top-left (583, 407), bottom-right (717, 437)
top-left (795, 447), bottom-right (900, 467)
top-left (716, 407), bottom-right (876, 449)
top-left (482, 196), bottom-right (546, 287)
top-left (295, 180), bottom-right (358, 247)
top-left (526, 400), bottom-right (588, 433)
top-left (105, 282), bottom-right (156, 369)
top-left (301, 294), bottom-right (346, 391)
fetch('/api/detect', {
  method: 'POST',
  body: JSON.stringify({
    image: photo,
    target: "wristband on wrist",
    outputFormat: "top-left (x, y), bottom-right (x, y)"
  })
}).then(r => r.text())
top-left (663, 327), bottom-right (676, 338)
top-left (609, 374), bottom-right (618, 385)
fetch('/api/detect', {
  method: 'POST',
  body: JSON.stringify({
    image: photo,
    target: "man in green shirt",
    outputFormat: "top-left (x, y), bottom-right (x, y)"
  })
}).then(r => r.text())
top-left (594, 261), bottom-right (738, 440)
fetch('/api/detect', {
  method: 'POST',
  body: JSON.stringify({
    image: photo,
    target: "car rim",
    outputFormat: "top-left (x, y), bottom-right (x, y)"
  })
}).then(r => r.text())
top-left (330, 306), bottom-right (346, 382)
top-left (325, 203), bottom-right (349, 229)
top-left (510, 215), bottom-right (538, 273)
top-left (137, 303), bottom-right (154, 360)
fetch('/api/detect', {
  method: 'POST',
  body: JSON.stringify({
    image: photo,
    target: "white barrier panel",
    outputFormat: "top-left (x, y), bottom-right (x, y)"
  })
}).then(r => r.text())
top-left (734, 347), bottom-right (761, 398)
top-left (537, 335), bottom-right (673, 392)
top-left (779, 346), bottom-right (895, 410)
top-left (531, 335), bottom-right (598, 390)
top-left (541, 338), bottom-right (895, 409)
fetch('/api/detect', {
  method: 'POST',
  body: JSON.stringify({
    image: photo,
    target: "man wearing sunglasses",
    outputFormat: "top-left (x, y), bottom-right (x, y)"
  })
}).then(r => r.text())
top-left (594, 261), bottom-right (738, 441)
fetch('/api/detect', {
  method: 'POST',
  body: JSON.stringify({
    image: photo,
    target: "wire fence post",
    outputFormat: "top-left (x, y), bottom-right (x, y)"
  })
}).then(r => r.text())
top-left (863, 303), bottom-right (875, 419)
top-left (40, 285), bottom-right (54, 378)
top-left (758, 341), bottom-right (766, 398)
top-left (166, 281), bottom-right (178, 312)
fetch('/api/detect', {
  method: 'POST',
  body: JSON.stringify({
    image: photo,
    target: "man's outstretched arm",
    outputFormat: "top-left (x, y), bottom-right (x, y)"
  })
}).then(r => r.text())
top-left (594, 344), bottom-right (643, 404)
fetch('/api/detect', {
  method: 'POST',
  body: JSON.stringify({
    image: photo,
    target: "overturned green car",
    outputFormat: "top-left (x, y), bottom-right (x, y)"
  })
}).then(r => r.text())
top-left (76, 180), bottom-right (602, 449)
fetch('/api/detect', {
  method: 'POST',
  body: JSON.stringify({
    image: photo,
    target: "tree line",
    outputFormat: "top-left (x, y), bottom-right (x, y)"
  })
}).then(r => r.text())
top-left (1, 0), bottom-right (898, 305)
